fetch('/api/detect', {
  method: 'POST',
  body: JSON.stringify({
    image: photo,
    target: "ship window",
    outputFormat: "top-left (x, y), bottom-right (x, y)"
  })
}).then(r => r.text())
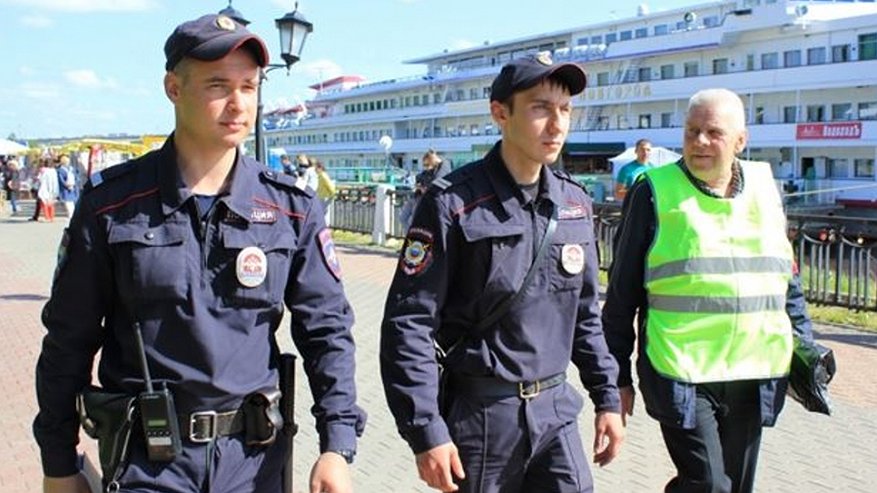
top-left (635, 28), bottom-right (647, 39)
top-left (703, 16), bottom-right (719, 28)
top-left (413, 95), bottom-right (420, 106)
top-left (831, 44), bottom-right (849, 62)
top-left (754, 106), bottom-right (765, 124)
top-left (638, 67), bottom-right (651, 81)
top-left (617, 115), bottom-right (629, 129)
top-left (638, 114), bottom-right (651, 129)
top-left (660, 64), bottom-right (675, 79)
top-left (827, 158), bottom-right (849, 179)
top-left (654, 24), bottom-right (668, 36)
top-left (620, 30), bottom-right (632, 41)
top-left (606, 33), bottom-right (618, 43)
top-left (482, 87), bottom-right (491, 99)
top-left (855, 159), bottom-right (875, 178)
top-left (470, 88), bottom-right (479, 100)
top-left (784, 50), bottom-right (802, 67)
top-left (369, 101), bottom-right (376, 111)
top-left (831, 103), bottom-right (854, 121)
top-left (807, 47), bottom-right (826, 65)
top-left (661, 112), bottom-right (673, 128)
top-left (456, 89), bottom-right (465, 101)
top-left (676, 21), bottom-right (686, 31)
top-left (783, 106), bottom-right (798, 123)
top-left (435, 93), bottom-right (443, 104)
top-left (471, 124), bottom-right (479, 136)
top-left (597, 116), bottom-right (609, 130)
top-left (746, 54), bottom-right (755, 71)
top-left (859, 102), bottom-right (877, 120)
top-left (577, 37), bottom-right (589, 46)
top-left (859, 33), bottom-right (877, 60)
top-left (591, 35), bottom-right (602, 44)
top-left (712, 58), bottom-right (729, 74)
top-left (684, 61), bottom-right (699, 77)
top-left (761, 52), bottom-right (779, 69)
top-left (806, 105), bottom-right (825, 122)
top-left (597, 72), bottom-right (610, 86)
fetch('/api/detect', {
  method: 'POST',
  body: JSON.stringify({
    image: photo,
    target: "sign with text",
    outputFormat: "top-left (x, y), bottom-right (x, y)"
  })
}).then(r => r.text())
top-left (796, 122), bottom-right (862, 140)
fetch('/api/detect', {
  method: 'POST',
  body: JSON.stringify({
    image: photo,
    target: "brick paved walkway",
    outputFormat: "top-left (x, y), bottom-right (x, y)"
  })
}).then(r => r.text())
top-left (2, 205), bottom-right (876, 492)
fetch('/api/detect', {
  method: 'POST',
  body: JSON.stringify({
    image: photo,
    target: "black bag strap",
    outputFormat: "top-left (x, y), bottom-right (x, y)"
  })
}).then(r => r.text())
top-left (438, 203), bottom-right (558, 359)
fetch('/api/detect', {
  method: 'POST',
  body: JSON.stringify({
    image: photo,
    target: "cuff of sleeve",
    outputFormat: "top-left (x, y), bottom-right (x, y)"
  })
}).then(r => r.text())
top-left (594, 389), bottom-right (623, 414)
top-left (41, 447), bottom-right (79, 478)
top-left (319, 423), bottom-right (359, 455)
top-left (403, 419), bottom-right (451, 455)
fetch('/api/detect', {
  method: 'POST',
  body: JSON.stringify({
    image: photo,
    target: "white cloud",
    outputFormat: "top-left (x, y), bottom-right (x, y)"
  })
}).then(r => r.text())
top-left (21, 83), bottom-right (60, 100)
top-left (20, 15), bottom-right (53, 28)
top-left (299, 59), bottom-right (343, 81)
top-left (64, 69), bottom-right (118, 90)
top-left (18, 66), bottom-right (36, 77)
top-left (0, 0), bottom-right (157, 12)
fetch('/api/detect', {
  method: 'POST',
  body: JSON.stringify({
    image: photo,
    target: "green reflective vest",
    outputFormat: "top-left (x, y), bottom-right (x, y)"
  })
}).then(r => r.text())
top-left (644, 161), bottom-right (793, 383)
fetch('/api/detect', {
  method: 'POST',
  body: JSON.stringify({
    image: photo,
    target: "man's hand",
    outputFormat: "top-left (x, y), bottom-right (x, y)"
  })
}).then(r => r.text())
top-left (309, 452), bottom-right (352, 493)
top-left (592, 411), bottom-right (625, 467)
top-left (43, 474), bottom-right (92, 493)
top-left (620, 386), bottom-right (636, 426)
top-left (415, 442), bottom-right (466, 492)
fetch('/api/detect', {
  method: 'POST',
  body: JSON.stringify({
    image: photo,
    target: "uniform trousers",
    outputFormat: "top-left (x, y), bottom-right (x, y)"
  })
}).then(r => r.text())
top-left (115, 430), bottom-right (288, 493)
top-left (447, 381), bottom-right (593, 493)
top-left (660, 380), bottom-right (763, 493)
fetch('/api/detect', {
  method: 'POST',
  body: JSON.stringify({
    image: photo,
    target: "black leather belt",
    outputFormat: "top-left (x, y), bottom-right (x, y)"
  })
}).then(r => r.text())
top-left (183, 409), bottom-right (245, 443)
top-left (452, 373), bottom-right (566, 400)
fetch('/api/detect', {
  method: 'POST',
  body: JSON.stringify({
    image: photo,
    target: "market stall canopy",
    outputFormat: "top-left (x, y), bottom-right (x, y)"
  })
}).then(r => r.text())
top-left (609, 146), bottom-right (681, 178)
top-left (0, 138), bottom-right (28, 155)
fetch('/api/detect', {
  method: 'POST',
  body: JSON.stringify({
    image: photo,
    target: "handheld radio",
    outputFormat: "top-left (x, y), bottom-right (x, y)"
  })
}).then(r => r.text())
top-left (134, 322), bottom-right (182, 461)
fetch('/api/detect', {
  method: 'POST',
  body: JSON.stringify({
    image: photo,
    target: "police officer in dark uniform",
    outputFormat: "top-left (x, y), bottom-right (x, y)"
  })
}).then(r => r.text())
top-left (380, 54), bottom-right (624, 493)
top-left (34, 14), bottom-right (364, 493)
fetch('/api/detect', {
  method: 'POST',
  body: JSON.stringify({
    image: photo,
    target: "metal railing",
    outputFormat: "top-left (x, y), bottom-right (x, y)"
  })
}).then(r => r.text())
top-left (331, 185), bottom-right (877, 311)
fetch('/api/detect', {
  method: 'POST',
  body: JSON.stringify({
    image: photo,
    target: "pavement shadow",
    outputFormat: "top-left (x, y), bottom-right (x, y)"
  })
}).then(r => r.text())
top-left (815, 330), bottom-right (877, 350)
top-left (1, 293), bottom-right (49, 302)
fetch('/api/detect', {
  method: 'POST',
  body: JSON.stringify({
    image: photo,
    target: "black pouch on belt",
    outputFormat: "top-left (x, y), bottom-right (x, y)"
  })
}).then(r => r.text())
top-left (242, 390), bottom-right (284, 446)
top-left (77, 386), bottom-right (138, 484)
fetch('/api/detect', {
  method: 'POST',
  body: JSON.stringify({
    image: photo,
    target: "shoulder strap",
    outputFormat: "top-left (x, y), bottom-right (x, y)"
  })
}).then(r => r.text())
top-left (439, 203), bottom-right (558, 358)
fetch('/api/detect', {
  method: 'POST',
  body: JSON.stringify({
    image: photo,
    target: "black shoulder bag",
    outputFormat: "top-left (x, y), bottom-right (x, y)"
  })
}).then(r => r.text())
top-left (436, 204), bottom-right (558, 413)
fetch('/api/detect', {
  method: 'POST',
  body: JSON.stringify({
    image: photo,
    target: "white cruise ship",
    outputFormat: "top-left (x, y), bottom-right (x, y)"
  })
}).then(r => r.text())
top-left (264, 0), bottom-right (877, 206)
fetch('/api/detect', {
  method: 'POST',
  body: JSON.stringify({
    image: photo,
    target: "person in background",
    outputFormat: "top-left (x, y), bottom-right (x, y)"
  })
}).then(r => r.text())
top-left (614, 138), bottom-right (653, 201)
top-left (399, 150), bottom-right (451, 232)
top-left (56, 154), bottom-right (79, 220)
top-left (4, 158), bottom-right (21, 215)
top-left (314, 159), bottom-right (336, 225)
top-left (32, 158), bottom-right (59, 222)
top-left (34, 13), bottom-right (365, 493)
top-left (602, 88), bottom-right (814, 493)
top-left (280, 154), bottom-right (296, 176)
top-left (295, 154), bottom-right (319, 192)
top-left (381, 54), bottom-right (624, 493)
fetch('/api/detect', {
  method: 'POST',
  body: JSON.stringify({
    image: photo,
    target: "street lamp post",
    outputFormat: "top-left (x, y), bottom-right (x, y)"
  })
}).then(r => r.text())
top-left (222, 1), bottom-right (313, 164)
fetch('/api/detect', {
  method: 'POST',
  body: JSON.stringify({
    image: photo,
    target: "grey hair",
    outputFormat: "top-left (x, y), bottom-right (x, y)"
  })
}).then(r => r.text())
top-left (687, 88), bottom-right (746, 130)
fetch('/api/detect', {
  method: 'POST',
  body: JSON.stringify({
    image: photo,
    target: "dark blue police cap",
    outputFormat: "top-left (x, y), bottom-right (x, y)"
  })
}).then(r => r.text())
top-left (490, 53), bottom-right (587, 102)
top-left (164, 14), bottom-right (269, 71)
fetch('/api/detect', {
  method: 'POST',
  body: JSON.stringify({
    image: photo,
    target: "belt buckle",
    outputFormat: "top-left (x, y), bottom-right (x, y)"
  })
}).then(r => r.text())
top-left (189, 410), bottom-right (217, 443)
top-left (518, 380), bottom-right (540, 400)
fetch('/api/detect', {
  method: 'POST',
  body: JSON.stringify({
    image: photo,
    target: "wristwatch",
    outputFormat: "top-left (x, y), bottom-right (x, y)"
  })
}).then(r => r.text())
top-left (328, 449), bottom-right (355, 464)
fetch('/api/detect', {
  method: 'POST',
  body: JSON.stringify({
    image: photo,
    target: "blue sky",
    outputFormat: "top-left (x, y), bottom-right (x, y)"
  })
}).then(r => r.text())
top-left (0, 0), bottom-right (700, 140)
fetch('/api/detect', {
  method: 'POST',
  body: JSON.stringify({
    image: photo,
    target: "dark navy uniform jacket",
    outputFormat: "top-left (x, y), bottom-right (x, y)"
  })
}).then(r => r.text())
top-left (602, 165), bottom-right (814, 429)
top-left (34, 136), bottom-right (364, 477)
top-left (381, 142), bottom-right (621, 454)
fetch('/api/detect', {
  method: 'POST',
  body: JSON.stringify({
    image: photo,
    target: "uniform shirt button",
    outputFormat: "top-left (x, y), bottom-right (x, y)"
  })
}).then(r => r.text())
top-left (145, 232), bottom-right (155, 240)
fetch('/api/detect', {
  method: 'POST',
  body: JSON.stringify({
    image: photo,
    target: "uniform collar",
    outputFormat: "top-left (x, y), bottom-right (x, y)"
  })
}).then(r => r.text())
top-left (484, 141), bottom-right (564, 216)
top-left (157, 134), bottom-right (255, 222)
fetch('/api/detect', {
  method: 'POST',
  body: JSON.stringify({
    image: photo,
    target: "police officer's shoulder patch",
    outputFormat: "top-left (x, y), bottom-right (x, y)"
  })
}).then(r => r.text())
top-left (400, 227), bottom-right (434, 276)
top-left (317, 228), bottom-right (342, 281)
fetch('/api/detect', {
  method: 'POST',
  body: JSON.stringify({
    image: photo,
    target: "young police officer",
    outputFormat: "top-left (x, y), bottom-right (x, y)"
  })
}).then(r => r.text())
top-left (34, 14), bottom-right (364, 493)
top-left (380, 54), bottom-right (624, 493)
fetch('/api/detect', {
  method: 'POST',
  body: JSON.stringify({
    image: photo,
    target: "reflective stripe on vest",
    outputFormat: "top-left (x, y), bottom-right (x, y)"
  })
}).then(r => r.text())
top-left (644, 161), bottom-right (793, 383)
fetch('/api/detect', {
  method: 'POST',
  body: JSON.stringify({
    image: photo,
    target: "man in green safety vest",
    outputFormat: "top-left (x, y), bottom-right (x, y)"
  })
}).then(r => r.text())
top-left (602, 88), bottom-right (815, 493)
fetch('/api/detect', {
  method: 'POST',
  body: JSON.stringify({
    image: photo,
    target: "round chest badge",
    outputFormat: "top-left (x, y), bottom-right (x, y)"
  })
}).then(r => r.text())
top-left (236, 246), bottom-right (268, 288)
top-left (561, 244), bottom-right (585, 275)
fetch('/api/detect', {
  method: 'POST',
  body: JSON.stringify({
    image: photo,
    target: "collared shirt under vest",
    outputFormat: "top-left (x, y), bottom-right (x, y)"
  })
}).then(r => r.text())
top-left (643, 160), bottom-right (794, 383)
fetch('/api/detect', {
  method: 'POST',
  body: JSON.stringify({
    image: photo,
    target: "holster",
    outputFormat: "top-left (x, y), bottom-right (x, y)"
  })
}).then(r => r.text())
top-left (242, 390), bottom-right (283, 446)
top-left (77, 386), bottom-right (138, 485)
